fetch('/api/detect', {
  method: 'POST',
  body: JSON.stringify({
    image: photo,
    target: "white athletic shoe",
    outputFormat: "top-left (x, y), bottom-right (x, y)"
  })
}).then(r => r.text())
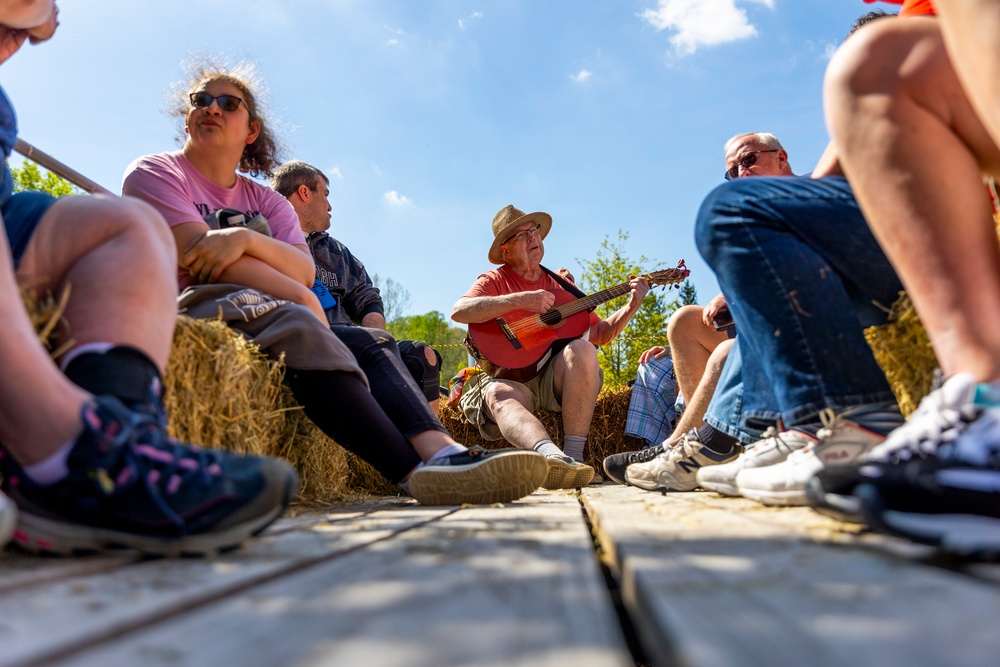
top-left (697, 429), bottom-right (813, 496)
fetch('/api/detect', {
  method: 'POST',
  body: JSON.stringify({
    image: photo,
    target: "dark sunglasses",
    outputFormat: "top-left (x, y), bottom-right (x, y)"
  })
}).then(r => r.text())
top-left (189, 92), bottom-right (247, 113)
top-left (724, 149), bottom-right (778, 180)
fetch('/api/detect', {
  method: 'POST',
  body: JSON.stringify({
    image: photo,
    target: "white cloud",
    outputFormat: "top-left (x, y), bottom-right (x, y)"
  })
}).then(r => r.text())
top-left (386, 38), bottom-right (401, 47)
top-left (823, 42), bottom-right (838, 61)
top-left (372, 163), bottom-right (383, 177)
top-left (640, 0), bottom-right (774, 56)
top-left (327, 166), bottom-right (343, 180)
top-left (458, 11), bottom-right (482, 30)
top-left (570, 69), bottom-right (592, 83)
top-left (384, 190), bottom-right (414, 208)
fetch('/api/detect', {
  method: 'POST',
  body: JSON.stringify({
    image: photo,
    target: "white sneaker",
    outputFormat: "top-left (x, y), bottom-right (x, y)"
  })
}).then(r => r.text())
top-left (625, 429), bottom-right (739, 492)
top-left (0, 490), bottom-right (16, 547)
top-left (736, 413), bottom-right (885, 506)
top-left (696, 429), bottom-right (813, 496)
top-left (864, 373), bottom-right (993, 464)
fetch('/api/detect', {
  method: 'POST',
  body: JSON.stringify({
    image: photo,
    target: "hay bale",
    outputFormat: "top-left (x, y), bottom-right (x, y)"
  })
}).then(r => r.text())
top-left (864, 292), bottom-right (937, 417)
top-left (165, 315), bottom-right (389, 505)
top-left (438, 384), bottom-right (646, 469)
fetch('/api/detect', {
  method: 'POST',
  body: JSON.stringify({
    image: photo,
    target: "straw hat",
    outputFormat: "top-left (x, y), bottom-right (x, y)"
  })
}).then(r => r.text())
top-left (488, 204), bottom-right (552, 264)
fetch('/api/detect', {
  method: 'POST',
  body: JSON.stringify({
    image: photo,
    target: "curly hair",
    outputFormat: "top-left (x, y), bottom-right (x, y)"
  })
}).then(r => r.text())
top-left (170, 57), bottom-right (285, 178)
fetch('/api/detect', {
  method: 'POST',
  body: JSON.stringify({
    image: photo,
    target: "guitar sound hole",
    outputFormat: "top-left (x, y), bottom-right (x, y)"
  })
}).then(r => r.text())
top-left (540, 310), bottom-right (563, 326)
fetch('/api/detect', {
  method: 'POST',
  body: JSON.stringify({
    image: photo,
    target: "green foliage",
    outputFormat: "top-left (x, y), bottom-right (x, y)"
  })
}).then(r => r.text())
top-left (386, 310), bottom-right (470, 381)
top-left (9, 160), bottom-right (79, 197)
top-left (576, 229), bottom-right (683, 387)
top-left (371, 273), bottom-right (412, 324)
top-left (677, 279), bottom-right (698, 307)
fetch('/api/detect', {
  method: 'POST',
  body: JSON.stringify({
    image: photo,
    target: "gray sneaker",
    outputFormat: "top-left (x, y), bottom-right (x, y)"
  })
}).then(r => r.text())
top-left (602, 443), bottom-right (666, 486)
top-left (543, 454), bottom-right (595, 490)
top-left (625, 429), bottom-right (740, 492)
top-left (696, 429), bottom-right (813, 496)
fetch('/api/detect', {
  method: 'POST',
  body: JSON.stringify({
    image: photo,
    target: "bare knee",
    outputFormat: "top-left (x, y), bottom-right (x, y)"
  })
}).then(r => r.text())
top-left (667, 305), bottom-right (706, 342)
top-left (705, 338), bottom-right (734, 376)
top-left (562, 338), bottom-right (599, 373)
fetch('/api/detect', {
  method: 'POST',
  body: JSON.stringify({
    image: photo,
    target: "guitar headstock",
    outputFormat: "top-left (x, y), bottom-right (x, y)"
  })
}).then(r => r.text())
top-left (643, 259), bottom-right (690, 288)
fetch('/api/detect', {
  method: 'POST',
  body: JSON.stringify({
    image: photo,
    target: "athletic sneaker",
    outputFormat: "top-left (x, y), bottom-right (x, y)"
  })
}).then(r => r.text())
top-left (0, 490), bottom-right (16, 547)
top-left (625, 429), bottom-right (739, 493)
top-left (602, 443), bottom-right (666, 486)
top-left (856, 413), bottom-right (1000, 558)
top-left (0, 396), bottom-right (298, 556)
top-left (697, 429), bottom-right (812, 497)
top-left (407, 446), bottom-right (548, 504)
top-left (542, 453), bottom-right (595, 490)
top-left (807, 374), bottom-right (995, 522)
top-left (737, 414), bottom-right (884, 506)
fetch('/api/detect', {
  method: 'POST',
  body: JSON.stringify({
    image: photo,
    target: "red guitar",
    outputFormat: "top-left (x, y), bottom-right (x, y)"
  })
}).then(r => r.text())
top-left (465, 261), bottom-right (690, 382)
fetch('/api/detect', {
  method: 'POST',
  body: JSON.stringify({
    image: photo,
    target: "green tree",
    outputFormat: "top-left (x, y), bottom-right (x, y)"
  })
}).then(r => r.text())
top-left (577, 230), bottom-right (683, 387)
top-left (370, 273), bottom-right (412, 324)
top-left (386, 310), bottom-right (470, 382)
top-left (677, 279), bottom-right (698, 307)
top-left (9, 160), bottom-right (79, 197)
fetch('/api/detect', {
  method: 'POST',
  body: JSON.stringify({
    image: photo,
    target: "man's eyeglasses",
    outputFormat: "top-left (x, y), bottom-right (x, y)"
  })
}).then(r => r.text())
top-left (503, 224), bottom-right (542, 245)
top-left (724, 149), bottom-right (778, 180)
top-left (189, 92), bottom-right (248, 113)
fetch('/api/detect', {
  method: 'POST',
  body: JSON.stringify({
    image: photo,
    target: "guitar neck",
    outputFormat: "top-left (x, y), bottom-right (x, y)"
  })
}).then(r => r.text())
top-left (556, 282), bottom-right (633, 318)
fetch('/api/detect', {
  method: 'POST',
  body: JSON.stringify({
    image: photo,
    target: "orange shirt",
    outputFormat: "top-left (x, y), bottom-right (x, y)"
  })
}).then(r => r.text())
top-left (863, 0), bottom-right (936, 16)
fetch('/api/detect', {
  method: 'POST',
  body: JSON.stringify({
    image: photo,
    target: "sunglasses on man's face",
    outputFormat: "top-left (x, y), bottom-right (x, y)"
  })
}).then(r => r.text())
top-left (189, 92), bottom-right (247, 113)
top-left (724, 149), bottom-right (778, 181)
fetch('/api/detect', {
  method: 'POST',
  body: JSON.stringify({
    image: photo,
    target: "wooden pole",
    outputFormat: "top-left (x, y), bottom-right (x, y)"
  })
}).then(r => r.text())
top-left (12, 137), bottom-right (114, 196)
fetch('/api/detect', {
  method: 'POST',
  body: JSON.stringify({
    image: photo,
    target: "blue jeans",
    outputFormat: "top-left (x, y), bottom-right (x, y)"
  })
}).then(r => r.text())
top-left (695, 176), bottom-right (902, 431)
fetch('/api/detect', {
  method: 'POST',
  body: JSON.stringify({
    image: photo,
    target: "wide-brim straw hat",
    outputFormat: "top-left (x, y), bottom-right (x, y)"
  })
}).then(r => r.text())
top-left (488, 204), bottom-right (553, 264)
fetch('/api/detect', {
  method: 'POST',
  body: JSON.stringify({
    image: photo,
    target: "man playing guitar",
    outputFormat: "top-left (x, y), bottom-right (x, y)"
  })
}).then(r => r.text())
top-left (451, 204), bottom-right (651, 489)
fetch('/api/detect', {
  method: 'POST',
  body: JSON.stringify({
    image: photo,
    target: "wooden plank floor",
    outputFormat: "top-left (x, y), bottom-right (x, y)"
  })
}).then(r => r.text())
top-left (1, 485), bottom-right (998, 666)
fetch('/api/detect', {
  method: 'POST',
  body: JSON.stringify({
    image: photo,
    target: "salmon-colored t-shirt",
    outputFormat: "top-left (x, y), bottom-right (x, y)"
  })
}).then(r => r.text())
top-left (864, 0), bottom-right (936, 16)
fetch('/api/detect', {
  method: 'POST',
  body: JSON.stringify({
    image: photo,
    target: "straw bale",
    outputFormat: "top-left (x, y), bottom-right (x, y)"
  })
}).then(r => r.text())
top-left (864, 292), bottom-right (937, 417)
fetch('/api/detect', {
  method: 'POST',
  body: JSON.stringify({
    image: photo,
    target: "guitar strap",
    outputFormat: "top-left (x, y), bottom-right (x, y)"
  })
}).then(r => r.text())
top-left (541, 266), bottom-right (588, 302)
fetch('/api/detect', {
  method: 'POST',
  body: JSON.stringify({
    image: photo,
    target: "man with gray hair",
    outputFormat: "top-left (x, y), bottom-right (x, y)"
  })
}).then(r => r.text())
top-left (271, 160), bottom-right (444, 414)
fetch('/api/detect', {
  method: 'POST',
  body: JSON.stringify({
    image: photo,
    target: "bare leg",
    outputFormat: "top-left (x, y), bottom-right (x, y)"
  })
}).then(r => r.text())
top-left (666, 338), bottom-right (733, 447)
top-left (552, 339), bottom-right (602, 438)
top-left (826, 17), bottom-right (1000, 381)
top-left (486, 384), bottom-right (551, 450)
top-left (667, 305), bottom-right (728, 403)
top-left (17, 195), bottom-right (178, 370)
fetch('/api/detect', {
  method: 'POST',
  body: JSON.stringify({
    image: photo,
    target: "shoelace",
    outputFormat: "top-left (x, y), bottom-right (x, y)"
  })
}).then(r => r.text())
top-left (628, 444), bottom-right (664, 464)
top-left (88, 401), bottom-right (224, 529)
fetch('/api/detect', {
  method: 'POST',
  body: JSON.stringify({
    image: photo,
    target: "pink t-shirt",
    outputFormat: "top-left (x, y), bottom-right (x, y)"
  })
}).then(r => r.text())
top-left (122, 151), bottom-right (306, 290)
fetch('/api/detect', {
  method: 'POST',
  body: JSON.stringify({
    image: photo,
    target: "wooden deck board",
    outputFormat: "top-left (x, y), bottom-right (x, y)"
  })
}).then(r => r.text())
top-left (2, 485), bottom-right (999, 666)
top-left (44, 492), bottom-right (631, 667)
top-left (583, 486), bottom-right (1000, 667)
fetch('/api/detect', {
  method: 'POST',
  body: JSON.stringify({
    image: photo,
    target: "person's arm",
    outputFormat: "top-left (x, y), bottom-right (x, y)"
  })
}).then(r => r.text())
top-left (451, 290), bottom-right (556, 324)
top-left (811, 140), bottom-right (844, 178)
top-left (180, 224), bottom-right (314, 287)
top-left (334, 243), bottom-right (385, 326)
top-left (588, 275), bottom-right (650, 346)
top-left (360, 312), bottom-right (387, 329)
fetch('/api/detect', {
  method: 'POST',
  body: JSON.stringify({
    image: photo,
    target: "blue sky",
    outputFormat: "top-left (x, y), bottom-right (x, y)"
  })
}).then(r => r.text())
top-left (4, 0), bottom-right (880, 317)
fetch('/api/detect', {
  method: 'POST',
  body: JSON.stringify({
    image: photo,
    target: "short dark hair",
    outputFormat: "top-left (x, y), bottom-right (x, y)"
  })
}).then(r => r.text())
top-left (270, 160), bottom-right (330, 198)
top-left (847, 9), bottom-right (894, 39)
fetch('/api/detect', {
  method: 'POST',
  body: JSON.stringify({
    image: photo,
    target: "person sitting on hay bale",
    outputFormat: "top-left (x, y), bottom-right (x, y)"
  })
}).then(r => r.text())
top-left (121, 59), bottom-right (547, 506)
top-left (610, 131), bottom-right (796, 489)
top-left (270, 160), bottom-right (444, 416)
top-left (0, 0), bottom-right (298, 557)
top-left (451, 204), bottom-right (653, 489)
top-left (817, 0), bottom-right (1000, 554)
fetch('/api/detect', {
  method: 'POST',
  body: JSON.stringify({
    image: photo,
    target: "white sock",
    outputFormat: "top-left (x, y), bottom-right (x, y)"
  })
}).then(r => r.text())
top-left (426, 443), bottom-right (467, 464)
top-left (533, 440), bottom-right (563, 458)
top-left (563, 436), bottom-right (587, 463)
top-left (23, 439), bottom-right (75, 485)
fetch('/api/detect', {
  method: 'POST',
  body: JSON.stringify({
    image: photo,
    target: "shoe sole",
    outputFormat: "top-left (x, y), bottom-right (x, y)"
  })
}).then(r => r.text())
top-left (8, 468), bottom-right (298, 557)
top-left (858, 484), bottom-right (1000, 559)
top-left (626, 475), bottom-right (699, 493)
top-left (408, 450), bottom-right (548, 505)
top-left (544, 459), bottom-right (595, 490)
top-left (696, 478), bottom-right (740, 496)
top-left (737, 485), bottom-right (808, 506)
top-left (803, 476), bottom-right (864, 524)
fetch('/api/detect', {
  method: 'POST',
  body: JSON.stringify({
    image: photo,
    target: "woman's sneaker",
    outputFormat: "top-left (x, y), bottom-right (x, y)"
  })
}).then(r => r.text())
top-left (407, 446), bottom-right (548, 504)
top-left (602, 443), bottom-right (665, 486)
top-left (697, 429), bottom-right (812, 496)
top-left (0, 396), bottom-right (298, 556)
